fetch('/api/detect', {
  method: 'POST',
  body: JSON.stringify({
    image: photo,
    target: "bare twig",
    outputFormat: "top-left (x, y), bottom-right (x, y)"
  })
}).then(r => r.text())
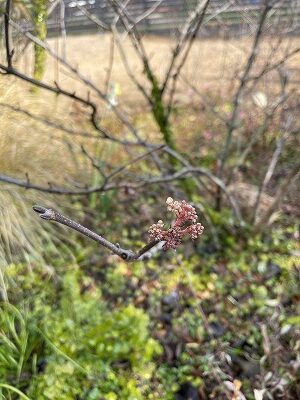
top-left (216, 1), bottom-right (272, 209)
top-left (104, 33), bottom-right (115, 95)
top-left (0, 62), bottom-right (116, 140)
top-left (76, 4), bottom-right (110, 31)
top-left (227, 92), bottom-right (290, 185)
top-left (107, 145), bottom-right (165, 180)
top-left (122, 0), bottom-right (163, 39)
top-left (0, 102), bottom-right (97, 139)
top-left (112, 25), bottom-right (152, 103)
top-left (9, 19), bottom-right (106, 100)
top-left (219, 1), bottom-right (271, 175)
top-left (0, 163), bottom-right (242, 225)
top-left (253, 159), bottom-right (300, 233)
top-left (59, 0), bottom-right (67, 59)
top-left (32, 205), bottom-right (159, 261)
top-left (253, 120), bottom-right (295, 223)
top-left (161, 0), bottom-right (210, 95)
top-left (5, 16), bottom-right (146, 145)
top-left (109, 0), bottom-right (158, 92)
top-left (48, 0), bottom-right (61, 16)
top-left (246, 46), bottom-right (300, 83)
top-left (4, 0), bottom-right (13, 68)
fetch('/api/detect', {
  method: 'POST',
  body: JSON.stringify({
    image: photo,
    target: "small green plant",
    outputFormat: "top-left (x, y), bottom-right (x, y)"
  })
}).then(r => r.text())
top-left (2, 264), bottom-right (162, 399)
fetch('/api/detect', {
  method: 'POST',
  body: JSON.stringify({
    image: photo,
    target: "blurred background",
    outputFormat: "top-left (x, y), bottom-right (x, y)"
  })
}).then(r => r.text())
top-left (0, 1), bottom-right (299, 399)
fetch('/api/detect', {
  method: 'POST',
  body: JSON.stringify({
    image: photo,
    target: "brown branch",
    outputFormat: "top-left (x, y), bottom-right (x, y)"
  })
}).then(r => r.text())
top-left (48, 0), bottom-right (60, 16)
top-left (215, 1), bottom-right (272, 209)
top-left (0, 102), bottom-right (97, 139)
top-left (109, 0), bottom-right (158, 97)
top-left (180, 74), bottom-right (229, 125)
top-left (76, 4), bottom-right (110, 31)
top-left (166, 1), bottom-right (237, 114)
top-left (227, 92), bottom-right (290, 186)
top-left (111, 25), bottom-right (152, 103)
top-left (0, 64), bottom-right (146, 148)
top-left (59, 0), bottom-right (67, 59)
top-left (107, 144), bottom-right (165, 180)
top-left (9, 19), bottom-right (106, 100)
top-left (4, 0), bottom-right (13, 68)
top-left (0, 164), bottom-right (242, 224)
top-left (5, 15), bottom-right (146, 146)
top-left (165, 0), bottom-right (211, 113)
top-left (246, 46), bottom-right (300, 84)
top-left (161, 0), bottom-right (211, 95)
top-left (32, 205), bottom-right (159, 261)
top-left (0, 145), bottom-right (164, 195)
top-left (0, 62), bottom-right (113, 140)
top-left (123, 0), bottom-right (163, 37)
top-left (104, 33), bottom-right (115, 95)
top-left (80, 145), bottom-right (107, 180)
top-left (253, 159), bottom-right (300, 233)
top-left (219, 1), bottom-right (272, 172)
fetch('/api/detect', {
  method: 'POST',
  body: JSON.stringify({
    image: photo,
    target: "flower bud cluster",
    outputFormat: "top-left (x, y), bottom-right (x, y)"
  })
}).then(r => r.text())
top-left (148, 220), bottom-right (165, 241)
top-left (166, 197), bottom-right (198, 224)
top-left (148, 198), bottom-right (204, 250)
top-left (185, 223), bottom-right (204, 240)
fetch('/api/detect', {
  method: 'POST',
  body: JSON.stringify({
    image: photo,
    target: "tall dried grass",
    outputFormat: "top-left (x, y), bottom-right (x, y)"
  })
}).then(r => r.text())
top-left (0, 79), bottom-right (95, 297)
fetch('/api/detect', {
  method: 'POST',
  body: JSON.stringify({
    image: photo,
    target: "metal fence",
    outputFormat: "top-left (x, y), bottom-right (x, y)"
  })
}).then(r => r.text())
top-left (35, 0), bottom-right (300, 36)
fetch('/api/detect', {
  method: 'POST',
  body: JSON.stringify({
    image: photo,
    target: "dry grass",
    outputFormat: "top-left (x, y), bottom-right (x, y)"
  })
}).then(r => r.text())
top-left (0, 80), bottom-right (94, 275)
top-left (13, 33), bottom-right (300, 107)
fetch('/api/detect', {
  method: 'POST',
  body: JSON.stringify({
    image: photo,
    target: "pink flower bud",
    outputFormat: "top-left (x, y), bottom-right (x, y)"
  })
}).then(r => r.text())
top-left (148, 198), bottom-right (204, 250)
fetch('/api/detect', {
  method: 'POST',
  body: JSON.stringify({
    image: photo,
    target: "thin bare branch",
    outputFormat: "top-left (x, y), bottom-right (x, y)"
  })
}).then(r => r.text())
top-left (6, 16), bottom-right (145, 145)
top-left (161, 0), bottom-right (210, 95)
top-left (246, 46), bottom-right (300, 84)
top-left (59, 0), bottom-right (67, 59)
top-left (32, 205), bottom-right (159, 261)
top-left (216, 1), bottom-right (272, 209)
top-left (112, 25), bottom-right (152, 103)
top-left (122, 0), bottom-right (164, 39)
top-left (109, 0), bottom-right (158, 91)
top-left (253, 121), bottom-right (295, 223)
top-left (104, 33), bottom-right (115, 95)
top-left (107, 145), bottom-right (166, 180)
top-left (4, 0), bottom-right (13, 68)
top-left (75, 4), bottom-right (110, 31)
top-left (227, 92), bottom-right (290, 185)
top-left (253, 159), bottom-right (300, 233)
top-left (0, 163), bottom-right (242, 225)
top-left (0, 62), bottom-right (115, 141)
top-left (0, 102), bottom-right (96, 139)
top-left (48, 0), bottom-right (60, 16)
top-left (218, 1), bottom-right (272, 169)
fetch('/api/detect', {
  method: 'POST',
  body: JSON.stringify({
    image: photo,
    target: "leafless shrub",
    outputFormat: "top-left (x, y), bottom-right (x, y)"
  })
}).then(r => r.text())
top-left (0, 0), bottom-right (299, 249)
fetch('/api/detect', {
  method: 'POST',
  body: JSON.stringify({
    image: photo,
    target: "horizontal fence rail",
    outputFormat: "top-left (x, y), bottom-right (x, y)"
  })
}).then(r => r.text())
top-left (46, 0), bottom-right (300, 36)
top-left (1, 0), bottom-right (300, 37)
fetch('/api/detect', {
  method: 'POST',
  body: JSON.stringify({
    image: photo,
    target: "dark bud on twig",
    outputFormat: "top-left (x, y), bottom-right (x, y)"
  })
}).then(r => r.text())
top-left (32, 205), bottom-right (55, 220)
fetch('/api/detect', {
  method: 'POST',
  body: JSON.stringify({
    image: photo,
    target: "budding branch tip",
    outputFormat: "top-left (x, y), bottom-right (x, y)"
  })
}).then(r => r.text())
top-left (32, 205), bottom-right (47, 214)
top-left (32, 205), bottom-right (55, 220)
